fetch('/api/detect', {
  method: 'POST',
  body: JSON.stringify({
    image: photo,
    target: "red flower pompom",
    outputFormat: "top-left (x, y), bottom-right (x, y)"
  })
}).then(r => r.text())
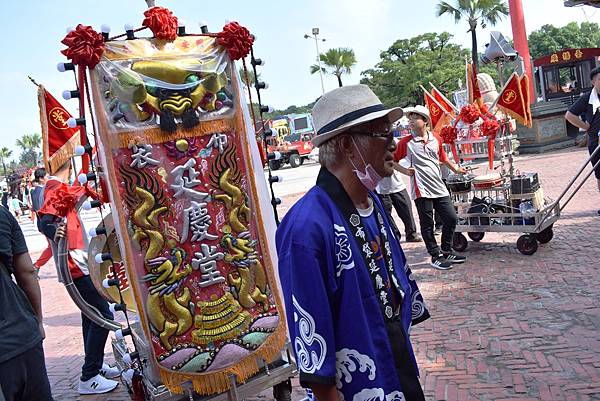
top-left (217, 22), bottom-right (254, 60)
top-left (481, 118), bottom-right (500, 138)
top-left (459, 104), bottom-right (481, 125)
top-left (61, 24), bottom-right (105, 69)
top-left (49, 184), bottom-right (80, 217)
top-left (440, 125), bottom-right (458, 144)
top-left (142, 6), bottom-right (178, 40)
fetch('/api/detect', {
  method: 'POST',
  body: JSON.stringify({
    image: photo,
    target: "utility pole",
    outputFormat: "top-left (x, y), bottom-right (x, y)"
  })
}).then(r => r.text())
top-left (304, 28), bottom-right (326, 95)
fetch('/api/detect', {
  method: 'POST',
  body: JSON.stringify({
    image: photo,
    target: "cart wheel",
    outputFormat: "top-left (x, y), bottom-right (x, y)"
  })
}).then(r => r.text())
top-left (517, 235), bottom-right (538, 255)
top-left (468, 232), bottom-right (485, 242)
top-left (452, 233), bottom-right (468, 252)
top-left (273, 380), bottom-right (292, 401)
top-left (537, 226), bottom-right (554, 244)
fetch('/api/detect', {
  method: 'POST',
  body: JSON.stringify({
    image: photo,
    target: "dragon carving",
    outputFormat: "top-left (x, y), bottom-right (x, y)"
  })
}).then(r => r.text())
top-left (210, 144), bottom-right (269, 311)
top-left (121, 165), bottom-right (193, 350)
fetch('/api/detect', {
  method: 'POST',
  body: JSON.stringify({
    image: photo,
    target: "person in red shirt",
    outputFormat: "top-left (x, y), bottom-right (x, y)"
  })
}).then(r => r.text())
top-left (394, 106), bottom-right (466, 270)
top-left (37, 178), bottom-right (120, 395)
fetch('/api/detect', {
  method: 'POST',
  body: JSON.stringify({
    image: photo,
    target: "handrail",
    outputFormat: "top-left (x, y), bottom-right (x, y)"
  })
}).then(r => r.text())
top-left (56, 236), bottom-right (121, 331)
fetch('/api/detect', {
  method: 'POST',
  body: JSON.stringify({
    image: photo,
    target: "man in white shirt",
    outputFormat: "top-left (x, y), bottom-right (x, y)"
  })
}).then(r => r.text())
top-left (376, 165), bottom-right (422, 243)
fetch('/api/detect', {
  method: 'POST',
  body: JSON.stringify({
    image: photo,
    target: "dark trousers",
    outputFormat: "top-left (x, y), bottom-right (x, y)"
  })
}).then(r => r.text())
top-left (415, 196), bottom-right (457, 257)
top-left (73, 275), bottom-right (114, 381)
top-left (0, 342), bottom-right (53, 401)
top-left (378, 190), bottom-right (418, 240)
top-left (385, 321), bottom-right (426, 401)
top-left (588, 133), bottom-right (600, 180)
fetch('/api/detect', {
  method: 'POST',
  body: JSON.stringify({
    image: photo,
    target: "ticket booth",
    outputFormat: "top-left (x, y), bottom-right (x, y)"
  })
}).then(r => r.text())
top-left (517, 48), bottom-right (600, 153)
top-left (534, 48), bottom-right (600, 102)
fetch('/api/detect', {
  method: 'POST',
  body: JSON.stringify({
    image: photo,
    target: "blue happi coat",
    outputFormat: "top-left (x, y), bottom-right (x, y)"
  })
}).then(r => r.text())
top-left (276, 168), bottom-right (430, 401)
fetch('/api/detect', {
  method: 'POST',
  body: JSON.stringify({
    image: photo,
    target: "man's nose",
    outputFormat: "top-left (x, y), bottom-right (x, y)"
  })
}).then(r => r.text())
top-left (387, 139), bottom-right (397, 152)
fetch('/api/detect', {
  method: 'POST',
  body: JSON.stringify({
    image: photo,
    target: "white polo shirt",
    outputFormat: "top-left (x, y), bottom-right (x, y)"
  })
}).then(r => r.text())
top-left (376, 170), bottom-right (407, 195)
top-left (394, 132), bottom-right (449, 200)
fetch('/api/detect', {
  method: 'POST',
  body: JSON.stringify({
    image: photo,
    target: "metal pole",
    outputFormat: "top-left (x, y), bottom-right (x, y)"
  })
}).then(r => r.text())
top-left (559, 156), bottom-right (600, 212)
top-left (314, 34), bottom-right (325, 94)
top-left (496, 61), bottom-right (505, 87)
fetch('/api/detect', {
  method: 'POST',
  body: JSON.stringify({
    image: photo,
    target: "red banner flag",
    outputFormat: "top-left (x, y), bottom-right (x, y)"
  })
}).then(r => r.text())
top-left (430, 83), bottom-right (458, 114)
top-left (38, 85), bottom-right (81, 174)
top-left (423, 89), bottom-right (451, 133)
top-left (495, 73), bottom-right (528, 127)
top-left (519, 74), bottom-right (533, 128)
top-left (467, 63), bottom-right (484, 109)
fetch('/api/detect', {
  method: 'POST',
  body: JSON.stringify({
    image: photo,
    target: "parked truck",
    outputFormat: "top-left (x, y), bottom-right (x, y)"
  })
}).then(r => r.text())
top-left (266, 113), bottom-right (316, 170)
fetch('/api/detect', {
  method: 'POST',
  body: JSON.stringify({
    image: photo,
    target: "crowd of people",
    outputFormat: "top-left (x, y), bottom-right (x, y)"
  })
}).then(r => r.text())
top-left (2, 66), bottom-right (600, 401)
top-left (0, 167), bottom-right (120, 400)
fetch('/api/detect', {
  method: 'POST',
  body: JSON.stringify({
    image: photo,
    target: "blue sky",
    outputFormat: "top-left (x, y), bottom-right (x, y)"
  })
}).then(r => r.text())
top-left (0, 0), bottom-right (595, 160)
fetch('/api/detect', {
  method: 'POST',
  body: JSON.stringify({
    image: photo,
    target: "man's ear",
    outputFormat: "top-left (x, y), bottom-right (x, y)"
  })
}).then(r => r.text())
top-left (338, 134), bottom-right (354, 156)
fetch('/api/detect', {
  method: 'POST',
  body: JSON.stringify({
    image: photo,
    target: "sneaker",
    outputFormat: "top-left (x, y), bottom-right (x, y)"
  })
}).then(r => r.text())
top-left (430, 255), bottom-right (453, 270)
top-left (78, 374), bottom-right (119, 395)
top-left (443, 252), bottom-right (467, 264)
top-left (406, 233), bottom-right (423, 243)
top-left (100, 363), bottom-right (121, 379)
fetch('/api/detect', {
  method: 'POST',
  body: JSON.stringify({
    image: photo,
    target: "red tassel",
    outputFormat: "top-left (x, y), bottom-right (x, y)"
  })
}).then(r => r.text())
top-left (487, 137), bottom-right (495, 170)
top-left (451, 143), bottom-right (460, 164)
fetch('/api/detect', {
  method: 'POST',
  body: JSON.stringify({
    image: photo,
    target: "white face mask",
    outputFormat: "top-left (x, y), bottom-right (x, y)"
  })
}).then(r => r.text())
top-left (347, 136), bottom-right (383, 191)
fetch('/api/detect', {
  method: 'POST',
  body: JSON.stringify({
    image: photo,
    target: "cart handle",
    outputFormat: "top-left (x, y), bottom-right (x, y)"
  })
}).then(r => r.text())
top-left (552, 144), bottom-right (600, 208)
top-left (559, 157), bottom-right (600, 213)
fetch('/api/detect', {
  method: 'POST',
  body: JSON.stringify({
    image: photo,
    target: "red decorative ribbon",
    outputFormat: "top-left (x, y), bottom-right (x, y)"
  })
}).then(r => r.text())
top-left (458, 104), bottom-right (481, 125)
top-left (481, 118), bottom-right (500, 169)
top-left (61, 24), bottom-right (105, 69)
top-left (38, 180), bottom-right (99, 250)
top-left (142, 6), bottom-right (178, 40)
top-left (217, 22), bottom-right (254, 60)
top-left (440, 125), bottom-right (460, 163)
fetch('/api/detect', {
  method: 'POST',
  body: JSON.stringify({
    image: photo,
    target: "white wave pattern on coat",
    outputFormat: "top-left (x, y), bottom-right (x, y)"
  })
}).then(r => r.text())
top-left (351, 388), bottom-right (406, 401)
top-left (336, 348), bottom-right (377, 388)
top-left (293, 295), bottom-right (327, 374)
top-left (334, 224), bottom-right (355, 277)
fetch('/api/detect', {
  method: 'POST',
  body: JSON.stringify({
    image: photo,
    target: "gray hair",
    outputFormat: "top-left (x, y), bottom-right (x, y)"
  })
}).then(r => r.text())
top-left (319, 133), bottom-right (370, 169)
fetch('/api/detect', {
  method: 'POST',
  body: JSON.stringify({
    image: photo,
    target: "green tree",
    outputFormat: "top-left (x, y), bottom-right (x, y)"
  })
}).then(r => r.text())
top-left (436, 0), bottom-right (509, 70)
top-left (16, 133), bottom-right (41, 167)
top-left (311, 48), bottom-right (357, 87)
top-left (0, 147), bottom-right (12, 177)
top-left (361, 32), bottom-right (473, 107)
top-left (528, 22), bottom-right (600, 59)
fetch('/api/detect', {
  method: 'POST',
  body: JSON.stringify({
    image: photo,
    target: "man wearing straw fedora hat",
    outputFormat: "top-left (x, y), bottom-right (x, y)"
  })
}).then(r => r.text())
top-left (277, 85), bottom-right (429, 401)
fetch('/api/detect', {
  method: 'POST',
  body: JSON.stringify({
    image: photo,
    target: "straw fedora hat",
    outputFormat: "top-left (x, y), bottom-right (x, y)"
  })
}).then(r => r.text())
top-left (311, 84), bottom-right (403, 147)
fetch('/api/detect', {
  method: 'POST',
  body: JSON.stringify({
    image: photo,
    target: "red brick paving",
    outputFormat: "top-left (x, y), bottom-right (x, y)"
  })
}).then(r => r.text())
top-left (29, 147), bottom-right (600, 400)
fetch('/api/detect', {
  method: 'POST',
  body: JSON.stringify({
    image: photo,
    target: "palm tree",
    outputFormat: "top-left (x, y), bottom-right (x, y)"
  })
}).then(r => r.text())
top-left (239, 67), bottom-right (260, 91)
top-left (436, 0), bottom-right (509, 70)
top-left (29, 133), bottom-right (41, 165)
top-left (310, 48), bottom-right (357, 88)
top-left (16, 133), bottom-right (42, 167)
top-left (0, 147), bottom-right (12, 177)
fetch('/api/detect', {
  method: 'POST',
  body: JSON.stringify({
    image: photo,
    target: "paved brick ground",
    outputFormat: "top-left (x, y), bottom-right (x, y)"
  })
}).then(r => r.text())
top-left (28, 147), bottom-right (600, 400)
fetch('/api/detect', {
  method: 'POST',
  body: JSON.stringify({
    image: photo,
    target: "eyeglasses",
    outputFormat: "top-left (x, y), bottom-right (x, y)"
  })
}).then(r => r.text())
top-left (347, 128), bottom-right (394, 142)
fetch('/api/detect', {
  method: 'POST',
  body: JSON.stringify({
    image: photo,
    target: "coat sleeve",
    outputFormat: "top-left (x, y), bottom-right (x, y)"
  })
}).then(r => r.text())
top-left (278, 242), bottom-right (337, 388)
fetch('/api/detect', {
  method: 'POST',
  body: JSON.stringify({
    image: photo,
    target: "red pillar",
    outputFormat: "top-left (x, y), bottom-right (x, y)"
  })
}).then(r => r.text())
top-left (508, 0), bottom-right (535, 104)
